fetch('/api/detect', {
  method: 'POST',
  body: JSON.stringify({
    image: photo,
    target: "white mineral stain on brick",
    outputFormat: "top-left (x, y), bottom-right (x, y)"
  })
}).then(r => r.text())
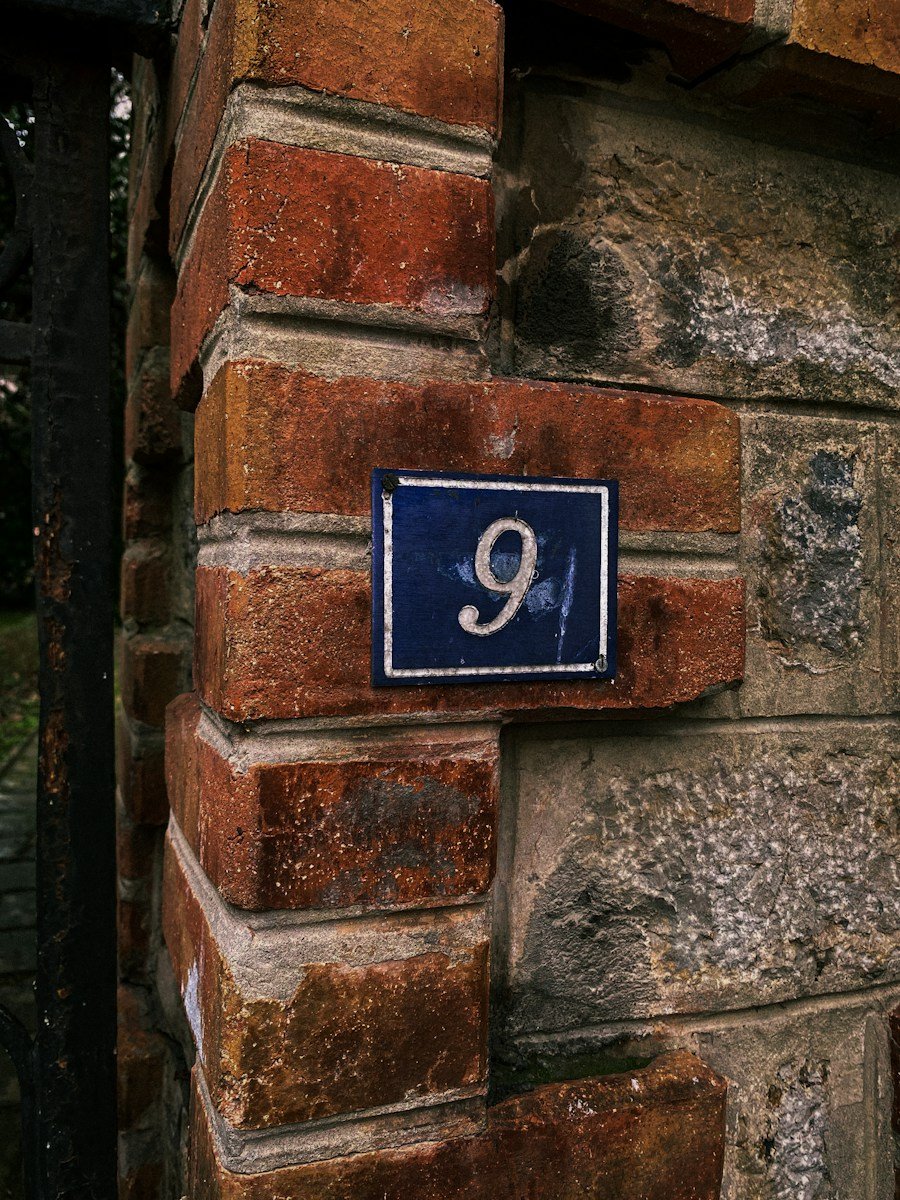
top-left (422, 282), bottom-right (487, 316)
top-left (486, 427), bottom-right (516, 458)
top-left (184, 959), bottom-right (204, 1062)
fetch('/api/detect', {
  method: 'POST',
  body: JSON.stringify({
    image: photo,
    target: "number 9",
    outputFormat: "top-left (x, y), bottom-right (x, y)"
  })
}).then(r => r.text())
top-left (458, 518), bottom-right (538, 637)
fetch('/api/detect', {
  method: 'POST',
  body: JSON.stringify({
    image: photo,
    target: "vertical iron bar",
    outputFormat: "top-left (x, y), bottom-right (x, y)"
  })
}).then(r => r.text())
top-left (30, 55), bottom-right (117, 1200)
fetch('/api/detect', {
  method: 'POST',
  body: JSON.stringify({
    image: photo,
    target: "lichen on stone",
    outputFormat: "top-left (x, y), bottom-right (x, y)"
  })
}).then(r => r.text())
top-left (763, 1061), bottom-right (833, 1200)
top-left (760, 450), bottom-right (865, 655)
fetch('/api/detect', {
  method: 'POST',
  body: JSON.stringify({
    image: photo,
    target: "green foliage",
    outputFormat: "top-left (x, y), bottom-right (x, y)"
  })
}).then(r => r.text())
top-left (0, 380), bottom-right (32, 608)
top-left (0, 611), bottom-right (39, 768)
top-left (0, 102), bottom-right (35, 609)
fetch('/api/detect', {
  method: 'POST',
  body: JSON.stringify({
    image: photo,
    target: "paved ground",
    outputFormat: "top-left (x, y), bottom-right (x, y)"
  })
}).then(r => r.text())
top-left (0, 738), bottom-right (36, 1200)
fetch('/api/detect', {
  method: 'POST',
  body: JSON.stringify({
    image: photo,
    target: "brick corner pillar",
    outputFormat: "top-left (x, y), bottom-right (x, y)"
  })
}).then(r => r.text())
top-left (159, 0), bottom-right (740, 1194)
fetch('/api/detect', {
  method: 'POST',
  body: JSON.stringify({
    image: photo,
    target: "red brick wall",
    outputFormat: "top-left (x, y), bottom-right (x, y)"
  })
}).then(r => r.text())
top-left (156, 0), bottom-right (740, 1189)
top-left (120, 0), bottom-right (900, 1195)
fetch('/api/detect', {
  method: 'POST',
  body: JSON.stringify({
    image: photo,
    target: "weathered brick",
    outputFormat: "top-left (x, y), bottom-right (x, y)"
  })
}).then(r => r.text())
top-left (194, 566), bottom-right (744, 722)
top-left (716, 41), bottom-right (900, 120)
top-left (123, 467), bottom-right (173, 542)
top-left (164, 693), bottom-right (204, 838)
top-left (188, 1049), bottom-right (726, 1199)
top-left (126, 58), bottom-right (170, 280)
top-left (125, 348), bottom-right (184, 469)
top-left (166, 0), bottom-right (206, 148)
top-left (573, 0), bottom-right (752, 21)
top-left (117, 807), bottom-right (162, 884)
top-left (500, 721), bottom-right (900, 1037)
top-left (117, 981), bottom-right (189, 1200)
top-left (121, 541), bottom-right (171, 627)
top-left (126, 259), bottom-right (174, 383)
top-left (118, 983), bottom-right (167, 1132)
top-left (791, 0), bottom-right (900, 77)
top-left (118, 1161), bottom-right (165, 1200)
top-left (546, 0), bottom-right (752, 78)
top-left (195, 362), bottom-right (740, 533)
top-left (118, 889), bottom-right (155, 983)
top-left (127, 55), bottom-right (162, 216)
top-left (122, 635), bottom-right (190, 728)
top-left (237, 0), bottom-right (503, 129)
top-left (126, 146), bottom-right (168, 284)
top-left (167, 0), bottom-right (232, 258)
top-left (166, 693), bottom-right (499, 910)
top-left (116, 810), bottom-right (164, 981)
top-left (499, 990), bottom-right (898, 1200)
top-left (162, 825), bottom-right (489, 1128)
top-left (168, 0), bottom-right (503, 252)
top-left (171, 141), bottom-right (494, 403)
top-left (118, 711), bottom-right (168, 826)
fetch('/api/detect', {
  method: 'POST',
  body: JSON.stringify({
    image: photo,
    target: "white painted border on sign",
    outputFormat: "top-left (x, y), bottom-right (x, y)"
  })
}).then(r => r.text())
top-left (382, 475), bottom-right (610, 679)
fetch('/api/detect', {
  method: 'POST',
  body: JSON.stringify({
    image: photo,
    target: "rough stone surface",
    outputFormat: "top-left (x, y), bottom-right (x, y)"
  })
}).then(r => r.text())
top-left (172, 140), bottom-right (494, 401)
top-left (696, 1001), bottom-right (897, 1200)
top-left (497, 73), bottom-right (900, 410)
top-left (166, 693), bottom-right (500, 910)
top-left (189, 1050), bottom-right (726, 1199)
top-left (739, 413), bottom-right (890, 716)
top-left (500, 720), bottom-right (900, 1036)
top-left (162, 828), bottom-right (489, 1128)
top-left (880, 425), bottom-right (900, 712)
top-left (194, 567), bottom-right (744, 721)
top-left (759, 451), bottom-right (863, 653)
top-left (195, 361), bottom-right (740, 532)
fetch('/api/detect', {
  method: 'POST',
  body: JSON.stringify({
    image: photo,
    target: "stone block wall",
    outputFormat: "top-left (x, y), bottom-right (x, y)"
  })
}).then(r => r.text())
top-left (491, 5), bottom-right (900, 1196)
top-left (119, 0), bottom-right (900, 1197)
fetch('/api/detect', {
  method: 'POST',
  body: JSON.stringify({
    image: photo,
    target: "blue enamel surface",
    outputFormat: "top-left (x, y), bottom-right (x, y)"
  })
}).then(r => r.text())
top-left (371, 469), bottom-right (618, 687)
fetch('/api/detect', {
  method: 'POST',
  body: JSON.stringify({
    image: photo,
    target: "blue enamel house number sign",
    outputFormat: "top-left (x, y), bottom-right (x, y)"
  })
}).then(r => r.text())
top-left (371, 469), bottom-right (618, 686)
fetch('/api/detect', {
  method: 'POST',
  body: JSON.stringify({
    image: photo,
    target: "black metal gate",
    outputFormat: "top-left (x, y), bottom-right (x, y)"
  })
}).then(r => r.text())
top-left (0, 5), bottom-right (165, 1197)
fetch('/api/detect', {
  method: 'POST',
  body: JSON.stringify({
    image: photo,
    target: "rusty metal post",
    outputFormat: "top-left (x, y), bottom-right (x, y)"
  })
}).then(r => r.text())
top-left (29, 54), bottom-right (118, 1200)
